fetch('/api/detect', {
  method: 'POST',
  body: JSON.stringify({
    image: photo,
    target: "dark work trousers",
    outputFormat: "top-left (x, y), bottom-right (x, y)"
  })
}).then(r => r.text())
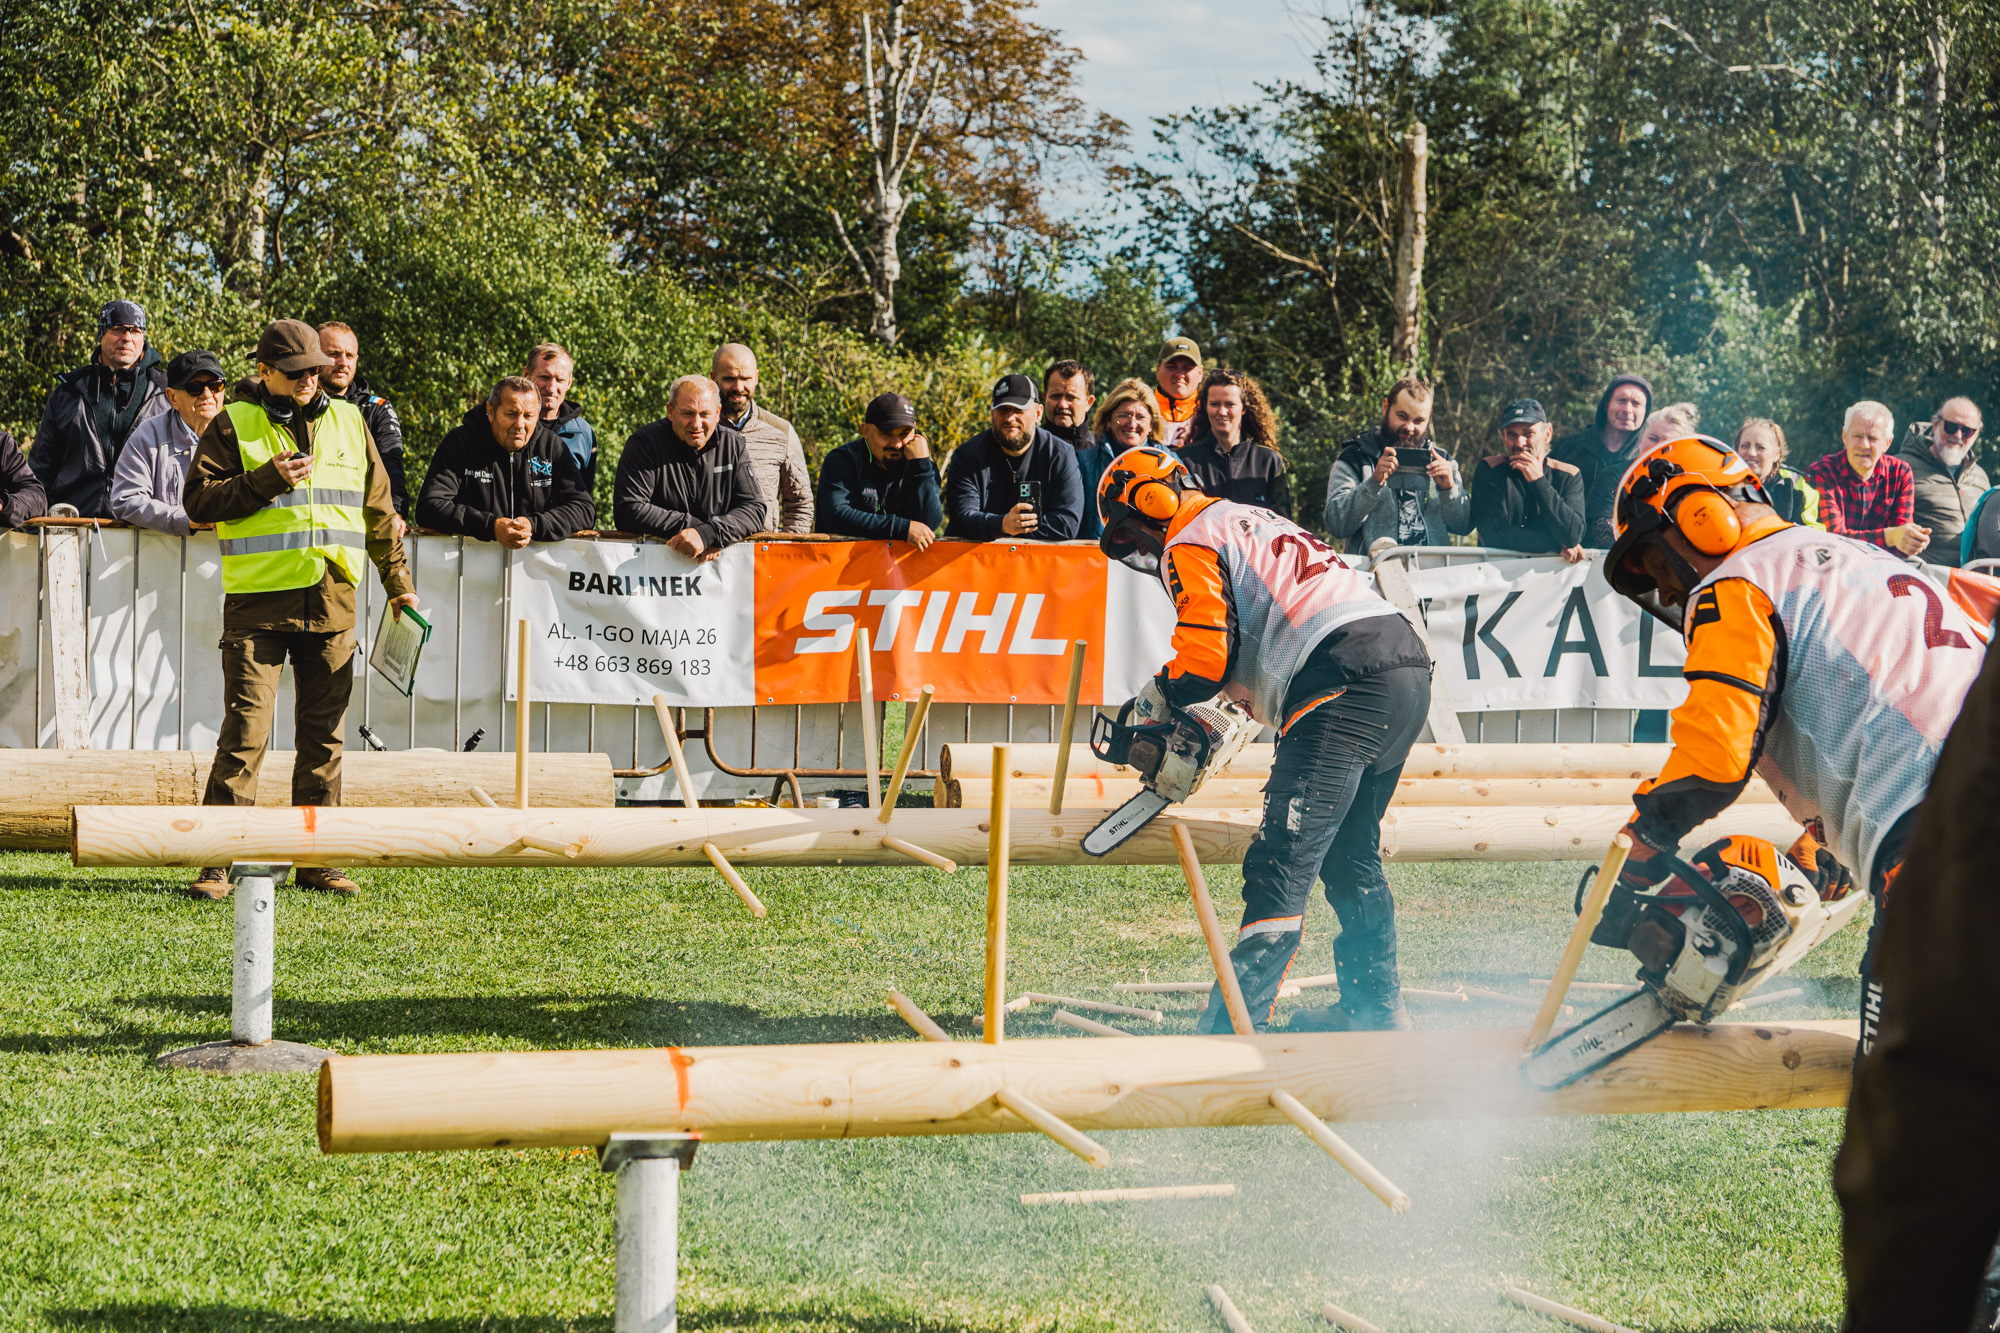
top-left (1197, 664), bottom-right (1430, 1033)
top-left (1835, 636), bottom-right (2000, 1333)
top-left (201, 627), bottom-right (356, 807)
top-left (1855, 811), bottom-right (1914, 1062)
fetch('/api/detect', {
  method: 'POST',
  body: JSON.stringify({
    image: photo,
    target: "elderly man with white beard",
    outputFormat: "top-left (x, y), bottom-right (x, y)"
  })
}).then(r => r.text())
top-left (1894, 396), bottom-right (1988, 567)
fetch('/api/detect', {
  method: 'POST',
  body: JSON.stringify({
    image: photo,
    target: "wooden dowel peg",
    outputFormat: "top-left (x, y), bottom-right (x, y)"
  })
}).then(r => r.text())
top-left (518, 834), bottom-right (581, 859)
top-left (1318, 1300), bottom-right (1387, 1333)
top-left (1020, 994), bottom-right (1164, 1022)
top-left (1115, 981), bottom-right (1214, 995)
top-left (886, 990), bottom-right (951, 1043)
top-left (855, 626), bottom-right (879, 810)
top-left (514, 618), bottom-right (530, 809)
top-left (1052, 1009), bottom-right (1135, 1037)
top-left (468, 785), bottom-right (498, 808)
top-left (878, 684), bottom-right (933, 823)
top-left (1172, 822), bottom-right (1253, 1036)
top-left (969, 994), bottom-right (1033, 1031)
top-left (985, 744), bottom-right (1010, 1044)
top-left (1021, 1183), bottom-right (1235, 1205)
top-left (993, 1087), bottom-right (1109, 1168)
top-left (651, 693), bottom-right (699, 810)
top-left (1288, 973), bottom-right (1340, 991)
top-left (1206, 1284), bottom-right (1257, 1333)
top-left (1531, 979), bottom-right (1642, 993)
top-left (1401, 987), bottom-right (1471, 1003)
top-left (1502, 1285), bottom-right (1638, 1333)
top-left (1462, 987), bottom-right (1552, 1010)
top-left (1269, 1089), bottom-right (1411, 1213)
top-left (701, 842), bottom-right (766, 918)
top-left (880, 834), bottom-right (956, 874)
top-left (1729, 986), bottom-right (1804, 1011)
top-left (1050, 640), bottom-right (1087, 815)
top-left (1528, 834), bottom-right (1632, 1049)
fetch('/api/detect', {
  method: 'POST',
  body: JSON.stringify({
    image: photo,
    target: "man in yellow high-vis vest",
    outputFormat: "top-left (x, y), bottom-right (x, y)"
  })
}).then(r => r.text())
top-left (183, 319), bottom-right (417, 899)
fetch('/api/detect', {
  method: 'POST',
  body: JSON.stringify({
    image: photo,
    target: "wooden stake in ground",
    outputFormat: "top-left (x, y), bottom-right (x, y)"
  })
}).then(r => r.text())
top-left (1173, 822), bottom-right (1253, 1035)
top-left (1052, 1010), bottom-right (1133, 1038)
top-left (1527, 835), bottom-right (1632, 1049)
top-left (886, 989), bottom-right (951, 1043)
top-left (652, 693), bottom-right (699, 809)
top-left (878, 684), bottom-right (933, 821)
top-left (855, 626), bottom-right (879, 809)
top-left (985, 744), bottom-right (1010, 1044)
top-left (1206, 1283), bottom-right (1257, 1333)
top-left (514, 618), bottom-right (530, 810)
top-left (1021, 1183), bottom-right (1234, 1206)
top-left (1019, 994), bottom-right (1164, 1021)
top-left (879, 834), bottom-right (956, 873)
top-left (701, 842), bottom-right (766, 918)
top-left (1318, 1300), bottom-right (1387, 1333)
top-left (1502, 1285), bottom-right (1638, 1333)
top-left (1050, 640), bottom-right (1087, 816)
top-left (1269, 1090), bottom-right (1411, 1213)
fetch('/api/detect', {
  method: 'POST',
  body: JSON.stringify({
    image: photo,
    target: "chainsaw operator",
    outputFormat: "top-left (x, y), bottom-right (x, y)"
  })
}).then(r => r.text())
top-left (1601, 434), bottom-right (1996, 1054)
top-left (1097, 446), bottom-right (1434, 1032)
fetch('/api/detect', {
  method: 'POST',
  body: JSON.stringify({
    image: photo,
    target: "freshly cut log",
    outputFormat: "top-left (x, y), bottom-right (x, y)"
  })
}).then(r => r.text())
top-left (940, 742), bottom-right (1675, 784)
top-left (941, 773), bottom-right (1780, 810)
top-left (318, 1021), bottom-right (1858, 1154)
top-left (73, 803), bottom-right (1804, 868)
top-left (0, 750), bottom-right (614, 850)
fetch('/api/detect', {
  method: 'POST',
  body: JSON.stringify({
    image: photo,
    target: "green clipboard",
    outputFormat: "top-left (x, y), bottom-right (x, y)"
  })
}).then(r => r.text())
top-left (368, 604), bottom-right (433, 697)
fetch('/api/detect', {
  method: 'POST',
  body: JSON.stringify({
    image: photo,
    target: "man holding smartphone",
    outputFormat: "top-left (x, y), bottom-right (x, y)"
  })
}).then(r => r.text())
top-left (182, 319), bottom-right (417, 900)
top-left (1322, 375), bottom-right (1472, 555)
top-left (942, 373), bottom-right (1084, 541)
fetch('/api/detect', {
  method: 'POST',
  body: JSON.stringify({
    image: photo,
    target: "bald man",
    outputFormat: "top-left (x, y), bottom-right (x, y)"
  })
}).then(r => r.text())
top-left (712, 343), bottom-right (812, 533)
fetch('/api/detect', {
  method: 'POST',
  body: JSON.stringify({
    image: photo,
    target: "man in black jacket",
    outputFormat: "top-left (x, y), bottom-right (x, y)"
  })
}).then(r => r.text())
top-left (1549, 373), bottom-right (1652, 547)
top-left (816, 392), bottom-right (942, 547)
top-left (0, 430), bottom-right (48, 530)
top-left (417, 377), bottom-right (595, 547)
top-left (319, 321), bottom-right (409, 521)
top-left (943, 374), bottom-right (1083, 541)
top-left (31, 299), bottom-right (169, 517)
top-left (613, 374), bottom-right (765, 560)
top-left (1469, 399), bottom-right (1586, 557)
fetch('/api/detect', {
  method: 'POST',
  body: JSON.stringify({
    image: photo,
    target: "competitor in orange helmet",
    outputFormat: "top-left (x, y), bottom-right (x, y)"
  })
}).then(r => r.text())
top-left (1601, 433), bottom-right (1998, 1058)
top-left (1099, 447), bottom-right (1434, 1032)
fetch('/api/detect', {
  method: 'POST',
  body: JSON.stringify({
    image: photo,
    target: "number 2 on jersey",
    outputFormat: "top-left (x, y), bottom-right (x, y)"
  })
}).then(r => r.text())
top-left (1271, 531), bottom-right (1340, 582)
top-left (1887, 574), bottom-right (1972, 649)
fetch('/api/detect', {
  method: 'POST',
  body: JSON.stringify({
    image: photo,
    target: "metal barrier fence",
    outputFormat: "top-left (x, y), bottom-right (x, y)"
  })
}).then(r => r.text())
top-left (2, 527), bottom-right (1652, 798)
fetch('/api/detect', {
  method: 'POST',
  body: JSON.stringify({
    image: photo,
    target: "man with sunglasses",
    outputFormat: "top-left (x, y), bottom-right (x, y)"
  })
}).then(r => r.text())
top-left (110, 350), bottom-right (229, 534)
top-left (31, 299), bottom-right (169, 517)
top-left (182, 319), bottom-right (416, 900)
top-left (1894, 396), bottom-right (1987, 567)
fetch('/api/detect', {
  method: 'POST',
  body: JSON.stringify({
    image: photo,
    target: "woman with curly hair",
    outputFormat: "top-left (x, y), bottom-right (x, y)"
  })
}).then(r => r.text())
top-left (1178, 368), bottom-right (1290, 518)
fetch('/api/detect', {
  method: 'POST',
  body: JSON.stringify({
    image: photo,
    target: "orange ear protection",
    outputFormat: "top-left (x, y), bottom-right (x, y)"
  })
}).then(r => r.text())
top-left (1129, 478), bottom-right (1181, 521)
top-left (1668, 488), bottom-right (1742, 555)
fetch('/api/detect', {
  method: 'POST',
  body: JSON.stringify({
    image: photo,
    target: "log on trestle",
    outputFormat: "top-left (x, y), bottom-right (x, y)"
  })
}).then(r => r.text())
top-left (940, 774), bottom-right (1781, 810)
top-left (72, 804), bottom-right (1804, 868)
top-left (318, 1021), bottom-right (1858, 1155)
top-left (940, 742), bottom-right (1676, 784)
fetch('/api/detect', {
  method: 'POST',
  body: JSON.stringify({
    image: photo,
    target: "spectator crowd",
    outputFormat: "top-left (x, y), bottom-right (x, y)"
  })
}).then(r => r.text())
top-left (6, 299), bottom-right (1996, 572)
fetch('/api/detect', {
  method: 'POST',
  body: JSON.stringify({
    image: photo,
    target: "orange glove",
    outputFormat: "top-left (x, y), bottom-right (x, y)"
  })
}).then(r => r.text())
top-left (1616, 820), bottom-right (1674, 890)
top-left (1787, 828), bottom-right (1856, 902)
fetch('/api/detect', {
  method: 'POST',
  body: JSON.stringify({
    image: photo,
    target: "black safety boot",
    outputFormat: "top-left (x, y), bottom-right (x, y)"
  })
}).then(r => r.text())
top-left (1195, 931), bottom-right (1302, 1034)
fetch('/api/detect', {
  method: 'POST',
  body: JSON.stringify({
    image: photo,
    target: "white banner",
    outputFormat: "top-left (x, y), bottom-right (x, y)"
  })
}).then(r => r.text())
top-left (1409, 555), bottom-right (1689, 712)
top-left (507, 541), bottom-right (757, 707)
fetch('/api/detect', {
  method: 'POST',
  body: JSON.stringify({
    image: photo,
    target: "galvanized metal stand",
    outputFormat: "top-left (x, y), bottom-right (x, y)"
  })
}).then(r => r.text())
top-left (599, 1132), bottom-right (700, 1333)
top-left (158, 862), bottom-right (336, 1073)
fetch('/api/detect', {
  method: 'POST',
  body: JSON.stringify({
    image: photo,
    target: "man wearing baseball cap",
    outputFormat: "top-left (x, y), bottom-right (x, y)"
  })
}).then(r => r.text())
top-left (1152, 336), bottom-right (1203, 451)
top-left (942, 373), bottom-right (1084, 541)
top-left (815, 392), bottom-right (943, 548)
top-left (181, 318), bottom-right (416, 900)
top-left (31, 299), bottom-right (169, 517)
top-left (110, 349), bottom-right (229, 535)
top-left (1469, 397), bottom-right (1586, 558)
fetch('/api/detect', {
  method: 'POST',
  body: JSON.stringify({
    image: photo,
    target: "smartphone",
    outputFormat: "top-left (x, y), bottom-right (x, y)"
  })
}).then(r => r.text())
top-left (1395, 446), bottom-right (1436, 470)
top-left (1017, 480), bottom-right (1042, 512)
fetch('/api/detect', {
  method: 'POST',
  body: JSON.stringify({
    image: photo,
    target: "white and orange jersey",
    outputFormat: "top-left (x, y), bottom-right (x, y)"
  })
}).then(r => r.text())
top-left (1633, 522), bottom-right (1997, 884)
top-left (1158, 496), bottom-right (1403, 727)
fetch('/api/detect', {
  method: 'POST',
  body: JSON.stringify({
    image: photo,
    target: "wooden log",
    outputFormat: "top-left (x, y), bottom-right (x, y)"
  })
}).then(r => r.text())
top-left (1050, 640), bottom-right (1087, 815)
top-left (1021, 1183), bottom-right (1234, 1205)
top-left (71, 803), bottom-right (1804, 869)
top-left (942, 742), bottom-right (1680, 783)
top-left (1529, 836), bottom-right (1630, 1049)
top-left (1502, 1285), bottom-right (1637, 1333)
top-left (0, 750), bottom-right (612, 852)
top-left (318, 1020), bottom-right (1860, 1154)
top-left (985, 746), bottom-right (1009, 1044)
top-left (1175, 823), bottom-right (1254, 1036)
top-left (515, 618), bottom-right (530, 810)
top-left (701, 842), bottom-right (767, 918)
top-left (1052, 1010), bottom-right (1134, 1037)
top-left (945, 773), bottom-right (1782, 810)
top-left (878, 685), bottom-right (933, 822)
top-left (879, 834), bottom-right (956, 874)
top-left (1319, 1300), bottom-right (1387, 1333)
top-left (1207, 1284), bottom-right (1256, 1333)
top-left (1270, 1089), bottom-right (1412, 1213)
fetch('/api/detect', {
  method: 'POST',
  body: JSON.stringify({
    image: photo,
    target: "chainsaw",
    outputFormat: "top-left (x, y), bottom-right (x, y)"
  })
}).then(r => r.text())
top-left (1079, 682), bottom-right (1260, 857)
top-left (1521, 834), bottom-right (1856, 1091)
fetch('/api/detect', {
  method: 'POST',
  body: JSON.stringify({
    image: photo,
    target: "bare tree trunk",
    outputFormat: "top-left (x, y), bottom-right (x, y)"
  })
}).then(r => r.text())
top-left (1390, 122), bottom-right (1427, 367)
top-left (1920, 11), bottom-right (1952, 245)
top-left (830, 0), bottom-right (941, 347)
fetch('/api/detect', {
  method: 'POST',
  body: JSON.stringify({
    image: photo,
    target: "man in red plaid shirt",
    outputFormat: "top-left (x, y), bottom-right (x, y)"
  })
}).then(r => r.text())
top-left (1805, 400), bottom-right (1929, 557)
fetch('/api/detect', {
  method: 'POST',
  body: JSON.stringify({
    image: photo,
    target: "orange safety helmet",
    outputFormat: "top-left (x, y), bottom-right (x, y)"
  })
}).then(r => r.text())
top-left (1098, 445), bottom-right (1199, 573)
top-left (1605, 435), bottom-right (1773, 600)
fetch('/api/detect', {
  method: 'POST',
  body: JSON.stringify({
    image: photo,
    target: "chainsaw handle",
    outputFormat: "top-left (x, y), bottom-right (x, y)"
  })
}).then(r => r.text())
top-left (1652, 851), bottom-right (1759, 987)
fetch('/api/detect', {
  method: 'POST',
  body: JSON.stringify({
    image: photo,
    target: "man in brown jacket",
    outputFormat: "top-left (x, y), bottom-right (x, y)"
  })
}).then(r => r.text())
top-left (712, 342), bottom-right (813, 533)
top-left (182, 318), bottom-right (417, 899)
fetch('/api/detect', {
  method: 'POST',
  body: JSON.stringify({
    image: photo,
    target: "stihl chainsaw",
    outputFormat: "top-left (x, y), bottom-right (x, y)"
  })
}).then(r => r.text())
top-left (1522, 834), bottom-right (1863, 1091)
top-left (1079, 683), bottom-right (1260, 857)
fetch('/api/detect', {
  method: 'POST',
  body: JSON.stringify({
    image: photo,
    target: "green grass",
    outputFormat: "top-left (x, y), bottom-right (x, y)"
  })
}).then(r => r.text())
top-left (0, 850), bottom-right (1865, 1332)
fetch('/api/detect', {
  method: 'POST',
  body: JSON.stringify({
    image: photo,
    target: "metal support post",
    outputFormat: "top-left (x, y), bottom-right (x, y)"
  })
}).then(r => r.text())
top-left (600, 1132), bottom-right (699, 1333)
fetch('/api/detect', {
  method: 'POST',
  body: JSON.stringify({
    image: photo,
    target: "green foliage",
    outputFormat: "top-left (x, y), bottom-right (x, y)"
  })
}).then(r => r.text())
top-left (1658, 265), bottom-right (1815, 452)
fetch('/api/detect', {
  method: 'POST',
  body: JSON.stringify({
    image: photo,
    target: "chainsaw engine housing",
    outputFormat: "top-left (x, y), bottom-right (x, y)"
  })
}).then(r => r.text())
top-left (1632, 835), bottom-right (1829, 1022)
